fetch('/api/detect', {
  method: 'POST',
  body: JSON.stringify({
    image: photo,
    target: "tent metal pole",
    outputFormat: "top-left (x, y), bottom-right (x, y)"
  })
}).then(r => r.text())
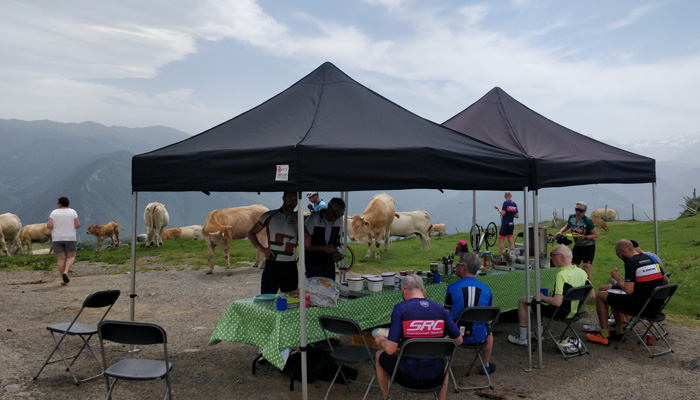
top-left (533, 191), bottom-right (544, 368)
top-left (472, 190), bottom-right (477, 250)
top-left (523, 187), bottom-right (532, 372)
top-left (130, 191), bottom-right (137, 322)
top-left (297, 192), bottom-right (308, 400)
top-left (652, 183), bottom-right (659, 255)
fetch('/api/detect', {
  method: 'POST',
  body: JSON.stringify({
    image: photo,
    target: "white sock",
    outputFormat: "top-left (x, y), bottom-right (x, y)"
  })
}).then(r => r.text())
top-left (519, 325), bottom-right (527, 339)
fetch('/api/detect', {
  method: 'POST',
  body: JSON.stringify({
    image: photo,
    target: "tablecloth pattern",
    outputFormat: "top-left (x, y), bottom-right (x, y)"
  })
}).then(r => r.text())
top-left (209, 268), bottom-right (558, 370)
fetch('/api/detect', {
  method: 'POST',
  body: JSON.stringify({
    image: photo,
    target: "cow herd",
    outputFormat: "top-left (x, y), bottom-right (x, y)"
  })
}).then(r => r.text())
top-left (1, 195), bottom-right (446, 273)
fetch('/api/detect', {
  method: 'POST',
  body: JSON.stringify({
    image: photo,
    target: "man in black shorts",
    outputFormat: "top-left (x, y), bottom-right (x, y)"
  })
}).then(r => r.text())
top-left (586, 239), bottom-right (665, 346)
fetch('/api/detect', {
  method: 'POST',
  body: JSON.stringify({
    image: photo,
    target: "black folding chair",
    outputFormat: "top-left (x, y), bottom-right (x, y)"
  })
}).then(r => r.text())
top-left (615, 283), bottom-right (678, 358)
top-left (319, 315), bottom-right (377, 400)
top-left (98, 320), bottom-right (173, 400)
top-left (34, 289), bottom-right (120, 385)
top-left (449, 306), bottom-right (500, 391)
top-left (542, 284), bottom-right (593, 360)
top-left (385, 338), bottom-right (458, 400)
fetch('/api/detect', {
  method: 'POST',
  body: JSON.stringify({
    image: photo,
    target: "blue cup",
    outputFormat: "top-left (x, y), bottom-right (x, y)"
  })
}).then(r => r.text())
top-left (277, 298), bottom-right (287, 311)
top-left (540, 288), bottom-right (550, 297)
top-left (433, 273), bottom-right (441, 284)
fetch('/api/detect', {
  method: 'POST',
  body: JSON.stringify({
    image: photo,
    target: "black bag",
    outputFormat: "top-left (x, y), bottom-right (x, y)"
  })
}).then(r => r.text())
top-left (282, 347), bottom-right (358, 390)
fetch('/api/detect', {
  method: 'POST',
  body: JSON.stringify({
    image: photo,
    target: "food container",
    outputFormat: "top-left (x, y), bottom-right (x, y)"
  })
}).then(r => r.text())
top-left (420, 275), bottom-right (428, 285)
top-left (429, 261), bottom-right (439, 273)
top-left (367, 277), bottom-right (384, 292)
top-left (347, 277), bottom-right (364, 292)
top-left (482, 251), bottom-right (491, 268)
top-left (362, 274), bottom-right (376, 288)
top-left (381, 272), bottom-right (396, 287)
top-left (399, 270), bottom-right (408, 276)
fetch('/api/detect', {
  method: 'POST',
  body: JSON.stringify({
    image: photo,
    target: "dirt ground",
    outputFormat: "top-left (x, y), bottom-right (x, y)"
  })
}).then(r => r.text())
top-left (2, 261), bottom-right (699, 400)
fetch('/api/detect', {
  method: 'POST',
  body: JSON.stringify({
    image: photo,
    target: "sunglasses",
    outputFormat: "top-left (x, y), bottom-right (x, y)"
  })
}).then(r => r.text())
top-left (575, 208), bottom-right (585, 213)
top-left (550, 251), bottom-right (562, 257)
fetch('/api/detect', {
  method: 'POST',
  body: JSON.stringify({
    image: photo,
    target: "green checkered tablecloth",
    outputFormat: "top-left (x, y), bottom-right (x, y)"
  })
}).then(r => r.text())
top-left (208, 268), bottom-right (558, 370)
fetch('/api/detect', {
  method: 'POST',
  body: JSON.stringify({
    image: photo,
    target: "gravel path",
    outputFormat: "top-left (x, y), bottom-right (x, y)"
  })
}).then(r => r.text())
top-left (2, 261), bottom-right (699, 399)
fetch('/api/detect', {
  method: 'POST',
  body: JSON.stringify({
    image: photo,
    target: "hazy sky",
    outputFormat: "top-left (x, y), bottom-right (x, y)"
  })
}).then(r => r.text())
top-left (2, 0), bottom-right (698, 143)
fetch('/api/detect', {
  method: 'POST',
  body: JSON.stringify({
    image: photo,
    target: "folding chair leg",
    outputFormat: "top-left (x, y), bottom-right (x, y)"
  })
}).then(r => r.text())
top-left (324, 363), bottom-right (345, 400)
top-left (451, 351), bottom-right (492, 392)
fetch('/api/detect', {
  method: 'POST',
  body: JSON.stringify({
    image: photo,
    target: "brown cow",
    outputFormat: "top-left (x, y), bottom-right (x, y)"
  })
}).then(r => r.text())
top-left (0, 213), bottom-right (22, 257)
top-left (161, 228), bottom-right (182, 241)
top-left (14, 223), bottom-right (53, 255)
top-left (428, 223), bottom-right (446, 236)
top-left (350, 193), bottom-right (397, 260)
top-left (86, 221), bottom-right (124, 252)
top-left (591, 216), bottom-right (609, 233)
top-left (202, 205), bottom-right (269, 274)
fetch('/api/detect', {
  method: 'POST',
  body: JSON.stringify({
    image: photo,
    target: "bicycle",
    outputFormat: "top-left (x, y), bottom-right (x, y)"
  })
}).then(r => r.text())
top-left (469, 222), bottom-right (498, 252)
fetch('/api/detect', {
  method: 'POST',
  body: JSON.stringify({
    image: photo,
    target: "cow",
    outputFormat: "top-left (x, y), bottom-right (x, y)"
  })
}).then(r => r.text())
top-left (590, 216), bottom-right (610, 233)
top-left (14, 223), bottom-right (52, 255)
top-left (428, 223), bottom-right (446, 236)
top-left (590, 208), bottom-right (617, 220)
top-left (86, 221), bottom-right (124, 252)
top-left (389, 211), bottom-right (432, 250)
top-left (144, 202), bottom-right (169, 247)
top-left (0, 213), bottom-right (22, 257)
top-left (350, 193), bottom-right (397, 260)
top-left (202, 204), bottom-right (269, 274)
top-left (163, 225), bottom-right (204, 241)
top-left (162, 228), bottom-right (181, 241)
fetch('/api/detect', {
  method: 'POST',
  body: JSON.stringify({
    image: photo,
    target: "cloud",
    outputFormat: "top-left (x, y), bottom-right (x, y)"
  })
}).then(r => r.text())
top-left (607, 4), bottom-right (659, 30)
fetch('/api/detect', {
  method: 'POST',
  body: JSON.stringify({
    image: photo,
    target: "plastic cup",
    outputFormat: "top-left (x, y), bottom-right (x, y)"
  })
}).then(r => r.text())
top-left (433, 273), bottom-right (441, 284)
top-left (277, 298), bottom-right (287, 311)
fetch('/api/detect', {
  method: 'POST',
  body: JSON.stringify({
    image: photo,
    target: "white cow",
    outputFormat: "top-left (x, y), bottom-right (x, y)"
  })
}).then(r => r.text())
top-left (180, 225), bottom-right (204, 239)
top-left (390, 211), bottom-right (432, 250)
top-left (14, 223), bottom-right (53, 255)
top-left (0, 213), bottom-right (22, 257)
top-left (350, 193), bottom-right (397, 260)
top-left (144, 202), bottom-right (169, 247)
top-left (428, 223), bottom-right (446, 236)
top-left (202, 205), bottom-right (269, 274)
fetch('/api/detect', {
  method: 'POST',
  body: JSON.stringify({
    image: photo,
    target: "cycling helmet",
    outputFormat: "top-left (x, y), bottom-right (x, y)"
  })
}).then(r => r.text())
top-left (557, 337), bottom-right (582, 354)
top-left (306, 191), bottom-right (319, 198)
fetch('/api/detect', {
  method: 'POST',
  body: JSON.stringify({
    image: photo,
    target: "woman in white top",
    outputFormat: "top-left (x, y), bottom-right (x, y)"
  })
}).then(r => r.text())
top-left (47, 196), bottom-right (80, 285)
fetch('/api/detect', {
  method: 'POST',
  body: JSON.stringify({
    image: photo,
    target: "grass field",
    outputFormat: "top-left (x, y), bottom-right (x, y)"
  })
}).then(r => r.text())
top-left (3, 216), bottom-right (698, 322)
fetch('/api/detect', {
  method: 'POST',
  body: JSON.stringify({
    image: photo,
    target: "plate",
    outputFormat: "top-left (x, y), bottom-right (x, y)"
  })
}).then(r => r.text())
top-left (371, 328), bottom-right (389, 338)
top-left (254, 294), bottom-right (279, 302)
top-left (607, 288), bottom-right (626, 295)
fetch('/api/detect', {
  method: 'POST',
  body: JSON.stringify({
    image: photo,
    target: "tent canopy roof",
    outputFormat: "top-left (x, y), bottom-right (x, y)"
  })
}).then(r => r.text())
top-left (443, 87), bottom-right (655, 190)
top-left (133, 63), bottom-right (530, 193)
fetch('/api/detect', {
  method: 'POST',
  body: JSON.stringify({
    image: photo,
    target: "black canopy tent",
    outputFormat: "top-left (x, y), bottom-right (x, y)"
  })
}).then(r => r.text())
top-left (443, 87), bottom-right (657, 369)
top-left (131, 63), bottom-right (531, 399)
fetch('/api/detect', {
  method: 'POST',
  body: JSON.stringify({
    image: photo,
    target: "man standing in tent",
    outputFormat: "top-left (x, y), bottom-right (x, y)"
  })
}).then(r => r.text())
top-left (494, 191), bottom-right (519, 257)
top-left (555, 201), bottom-right (598, 282)
top-left (304, 197), bottom-right (345, 281)
top-left (247, 192), bottom-right (298, 294)
top-left (306, 191), bottom-right (327, 212)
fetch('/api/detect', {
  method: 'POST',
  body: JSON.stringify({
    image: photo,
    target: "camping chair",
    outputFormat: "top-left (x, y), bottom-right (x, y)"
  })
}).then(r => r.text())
top-left (318, 315), bottom-right (377, 400)
top-left (614, 283), bottom-right (678, 358)
top-left (385, 338), bottom-right (458, 400)
top-left (33, 289), bottom-right (121, 385)
top-left (542, 284), bottom-right (593, 360)
top-left (98, 320), bottom-right (173, 400)
top-left (449, 306), bottom-right (500, 391)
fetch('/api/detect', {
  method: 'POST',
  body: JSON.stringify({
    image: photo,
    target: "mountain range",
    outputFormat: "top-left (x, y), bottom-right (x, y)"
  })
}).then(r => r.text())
top-left (1, 118), bottom-right (698, 240)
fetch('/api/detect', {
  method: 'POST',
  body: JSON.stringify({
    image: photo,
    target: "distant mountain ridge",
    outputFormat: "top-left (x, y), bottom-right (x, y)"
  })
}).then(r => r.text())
top-left (1, 118), bottom-right (696, 241)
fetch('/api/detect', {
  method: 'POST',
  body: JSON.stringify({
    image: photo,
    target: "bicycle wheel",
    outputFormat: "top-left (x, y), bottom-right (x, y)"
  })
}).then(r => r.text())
top-left (469, 224), bottom-right (482, 252)
top-left (485, 222), bottom-right (498, 249)
top-left (343, 245), bottom-right (356, 272)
